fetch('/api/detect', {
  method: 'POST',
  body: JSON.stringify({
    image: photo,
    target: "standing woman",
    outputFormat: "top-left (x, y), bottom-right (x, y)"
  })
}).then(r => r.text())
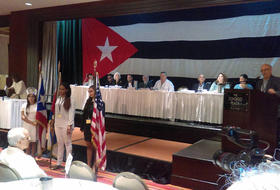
top-left (52, 82), bottom-right (75, 170)
top-left (21, 87), bottom-right (38, 157)
top-left (81, 85), bottom-right (97, 169)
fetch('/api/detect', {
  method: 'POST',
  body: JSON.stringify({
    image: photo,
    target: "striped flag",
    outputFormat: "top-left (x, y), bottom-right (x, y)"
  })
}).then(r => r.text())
top-left (91, 75), bottom-right (106, 170)
top-left (36, 74), bottom-right (48, 150)
top-left (90, 1), bottom-right (280, 79)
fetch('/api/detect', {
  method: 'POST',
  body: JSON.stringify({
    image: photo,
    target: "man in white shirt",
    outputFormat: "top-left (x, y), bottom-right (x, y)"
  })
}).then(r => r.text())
top-left (153, 72), bottom-right (174, 92)
top-left (0, 128), bottom-right (47, 179)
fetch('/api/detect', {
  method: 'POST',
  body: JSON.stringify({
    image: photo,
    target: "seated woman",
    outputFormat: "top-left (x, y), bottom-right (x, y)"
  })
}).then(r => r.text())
top-left (234, 74), bottom-right (253, 90)
top-left (113, 72), bottom-right (123, 87)
top-left (83, 73), bottom-right (95, 86)
top-left (209, 73), bottom-right (230, 93)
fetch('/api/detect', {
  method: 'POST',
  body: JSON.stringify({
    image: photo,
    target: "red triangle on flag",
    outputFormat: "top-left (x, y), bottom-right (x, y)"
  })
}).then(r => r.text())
top-left (82, 18), bottom-right (138, 79)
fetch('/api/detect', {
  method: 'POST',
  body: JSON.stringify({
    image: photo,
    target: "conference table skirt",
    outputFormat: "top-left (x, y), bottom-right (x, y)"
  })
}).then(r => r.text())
top-left (71, 85), bottom-right (224, 124)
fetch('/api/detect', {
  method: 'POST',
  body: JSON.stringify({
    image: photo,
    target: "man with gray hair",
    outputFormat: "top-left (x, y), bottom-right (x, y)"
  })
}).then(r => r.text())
top-left (0, 128), bottom-right (47, 179)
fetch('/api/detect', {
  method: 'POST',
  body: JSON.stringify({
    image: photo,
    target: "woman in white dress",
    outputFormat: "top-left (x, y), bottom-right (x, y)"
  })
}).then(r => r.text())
top-left (21, 87), bottom-right (37, 157)
top-left (51, 82), bottom-right (75, 170)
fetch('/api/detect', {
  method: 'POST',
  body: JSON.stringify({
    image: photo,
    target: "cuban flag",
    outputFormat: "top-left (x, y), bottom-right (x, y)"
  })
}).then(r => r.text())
top-left (83, 1), bottom-right (280, 79)
top-left (36, 74), bottom-right (48, 149)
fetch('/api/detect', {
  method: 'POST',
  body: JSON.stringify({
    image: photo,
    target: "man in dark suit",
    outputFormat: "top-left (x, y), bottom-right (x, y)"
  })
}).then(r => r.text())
top-left (256, 64), bottom-right (280, 96)
top-left (192, 74), bottom-right (211, 92)
top-left (124, 74), bottom-right (135, 88)
top-left (138, 75), bottom-right (153, 89)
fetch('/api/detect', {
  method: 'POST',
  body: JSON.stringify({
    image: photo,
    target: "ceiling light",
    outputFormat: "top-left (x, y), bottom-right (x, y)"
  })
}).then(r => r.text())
top-left (25, 3), bottom-right (32, 6)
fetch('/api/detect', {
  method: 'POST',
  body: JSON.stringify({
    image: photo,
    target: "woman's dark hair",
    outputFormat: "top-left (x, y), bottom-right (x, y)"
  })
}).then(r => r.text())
top-left (85, 85), bottom-right (96, 105)
top-left (215, 72), bottom-right (228, 85)
top-left (26, 94), bottom-right (36, 116)
top-left (240, 74), bottom-right (248, 81)
top-left (60, 82), bottom-right (71, 111)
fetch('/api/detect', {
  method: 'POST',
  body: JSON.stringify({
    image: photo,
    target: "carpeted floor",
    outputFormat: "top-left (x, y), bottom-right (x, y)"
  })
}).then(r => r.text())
top-left (36, 157), bottom-right (190, 190)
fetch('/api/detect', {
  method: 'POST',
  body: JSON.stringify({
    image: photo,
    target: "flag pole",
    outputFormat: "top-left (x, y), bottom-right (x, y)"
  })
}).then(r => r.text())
top-left (37, 60), bottom-right (42, 157)
top-left (49, 60), bottom-right (61, 168)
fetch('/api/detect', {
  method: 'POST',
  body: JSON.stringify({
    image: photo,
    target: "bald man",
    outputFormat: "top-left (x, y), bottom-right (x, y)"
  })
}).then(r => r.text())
top-left (256, 64), bottom-right (280, 96)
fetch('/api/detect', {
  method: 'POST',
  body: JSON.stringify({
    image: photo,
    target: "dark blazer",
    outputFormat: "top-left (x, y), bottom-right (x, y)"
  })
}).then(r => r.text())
top-left (192, 82), bottom-right (211, 92)
top-left (256, 75), bottom-right (280, 96)
top-left (124, 80), bottom-right (135, 88)
top-left (138, 80), bottom-right (153, 89)
top-left (113, 80), bottom-right (123, 87)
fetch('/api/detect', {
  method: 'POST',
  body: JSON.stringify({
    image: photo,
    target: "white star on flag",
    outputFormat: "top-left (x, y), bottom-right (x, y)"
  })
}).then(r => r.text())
top-left (97, 37), bottom-right (118, 62)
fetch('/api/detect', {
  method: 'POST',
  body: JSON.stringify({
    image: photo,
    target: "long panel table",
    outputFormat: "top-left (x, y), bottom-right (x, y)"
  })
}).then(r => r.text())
top-left (71, 85), bottom-right (224, 124)
top-left (0, 98), bottom-right (26, 129)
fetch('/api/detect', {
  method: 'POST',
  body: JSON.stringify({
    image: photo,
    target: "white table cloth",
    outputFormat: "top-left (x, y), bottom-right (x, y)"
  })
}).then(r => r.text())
top-left (70, 85), bottom-right (223, 124)
top-left (0, 178), bottom-right (117, 190)
top-left (0, 98), bottom-right (26, 129)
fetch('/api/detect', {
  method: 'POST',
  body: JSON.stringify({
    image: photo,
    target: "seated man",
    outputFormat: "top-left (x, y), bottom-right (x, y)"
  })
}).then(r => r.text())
top-left (0, 128), bottom-right (47, 179)
top-left (192, 74), bottom-right (211, 92)
top-left (7, 75), bottom-right (27, 99)
top-left (256, 64), bottom-right (280, 96)
top-left (153, 72), bottom-right (174, 92)
top-left (138, 75), bottom-right (153, 89)
top-left (104, 74), bottom-right (114, 86)
top-left (124, 74), bottom-right (135, 88)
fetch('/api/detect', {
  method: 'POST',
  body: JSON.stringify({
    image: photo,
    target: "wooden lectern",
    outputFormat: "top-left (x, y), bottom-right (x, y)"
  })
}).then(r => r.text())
top-left (223, 89), bottom-right (280, 154)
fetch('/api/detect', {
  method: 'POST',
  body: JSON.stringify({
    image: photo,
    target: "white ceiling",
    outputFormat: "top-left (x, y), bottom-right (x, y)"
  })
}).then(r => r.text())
top-left (0, 0), bottom-right (101, 15)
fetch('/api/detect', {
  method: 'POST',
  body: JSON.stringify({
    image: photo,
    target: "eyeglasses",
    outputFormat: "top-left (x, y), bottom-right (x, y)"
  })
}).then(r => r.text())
top-left (261, 68), bottom-right (270, 72)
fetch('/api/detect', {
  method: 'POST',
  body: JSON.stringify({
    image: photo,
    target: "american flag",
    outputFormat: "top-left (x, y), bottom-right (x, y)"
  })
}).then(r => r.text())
top-left (36, 74), bottom-right (48, 147)
top-left (91, 75), bottom-right (106, 170)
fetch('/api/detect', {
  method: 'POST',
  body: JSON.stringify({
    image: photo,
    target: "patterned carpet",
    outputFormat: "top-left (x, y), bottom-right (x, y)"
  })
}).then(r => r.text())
top-left (36, 157), bottom-right (190, 190)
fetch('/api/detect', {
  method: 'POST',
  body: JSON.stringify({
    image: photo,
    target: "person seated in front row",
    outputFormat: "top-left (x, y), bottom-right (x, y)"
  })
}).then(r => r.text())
top-left (0, 128), bottom-right (47, 179)
top-left (153, 72), bottom-right (174, 92)
top-left (138, 75), bottom-right (153, 89)
top-left (7, 75), bottom-right (27, 99)
top-left (83, 73), bottom-right (95, 86)
top-left (124, 74), bottom-right (135, 88)
top-left (192, 74), bottom-right (211, 92)
top-left (104, 74), bottom-right (114, 86)
top-left (209, 73), bottom-right (230, 93)
top-left (113, 72), bottom-right (123, 87)
top-left (234, 74), bottom-right (253, 90)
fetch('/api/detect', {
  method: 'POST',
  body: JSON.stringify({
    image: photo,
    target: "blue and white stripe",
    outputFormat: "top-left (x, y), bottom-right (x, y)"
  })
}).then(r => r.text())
top-left (98, 1), bottom-right (280, 78)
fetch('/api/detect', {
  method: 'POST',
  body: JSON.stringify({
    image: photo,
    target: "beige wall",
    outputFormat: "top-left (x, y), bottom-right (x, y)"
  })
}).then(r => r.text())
top-left (0, 34), bottom-right (9, 75)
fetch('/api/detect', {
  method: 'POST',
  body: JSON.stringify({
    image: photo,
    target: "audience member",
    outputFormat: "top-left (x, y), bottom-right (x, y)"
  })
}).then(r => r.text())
top-left (234, 74), bottom-right (253, 90)
top-left (138, 75), bottom-right (153, 89)
top-left (209, 73), bottom-right (230, 93)
top-left (21, 87), bottom-right (38, 157)
top-left (153, 72), bottom-right (174, 92)
top-left (0, 128), bottom-right (47, 179)
top-left (192, 74), bottom-right (210, 92)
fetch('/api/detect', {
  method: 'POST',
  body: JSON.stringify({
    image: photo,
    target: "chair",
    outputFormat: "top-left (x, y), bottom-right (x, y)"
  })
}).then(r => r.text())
top-left (113, 172), bottom-right (149, 190)
top-left (0, 162), bottom-right (21, 182)
top-left (67, 160), bottom-right (96, 181)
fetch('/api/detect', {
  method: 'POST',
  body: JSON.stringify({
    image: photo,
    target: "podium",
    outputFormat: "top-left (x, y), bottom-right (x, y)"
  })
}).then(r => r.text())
top-left (223, 89), bottom-right (280, 154)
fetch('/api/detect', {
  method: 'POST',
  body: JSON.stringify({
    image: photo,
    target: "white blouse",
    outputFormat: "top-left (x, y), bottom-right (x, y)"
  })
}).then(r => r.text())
top-left (54, 96), bottom-right (75, 129)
